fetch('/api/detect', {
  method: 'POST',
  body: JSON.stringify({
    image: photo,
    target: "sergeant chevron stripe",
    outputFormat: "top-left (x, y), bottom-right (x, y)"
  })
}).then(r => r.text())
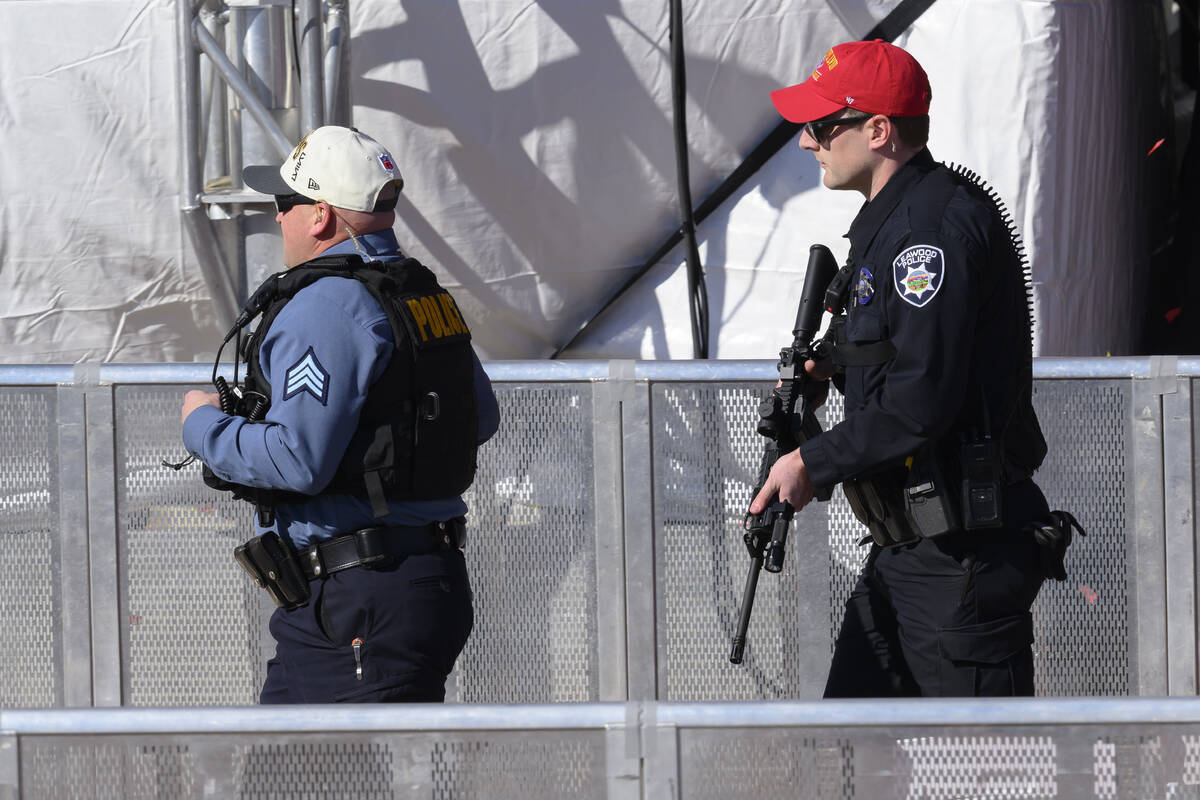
top-left (283, 347), bottom-right (330, 405)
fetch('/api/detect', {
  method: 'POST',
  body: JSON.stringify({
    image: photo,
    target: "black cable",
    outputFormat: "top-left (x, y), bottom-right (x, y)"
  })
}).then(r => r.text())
top-left (670, 0), bottom-right (709, 358)
top-left (550, 0), bottom-right (941, 358)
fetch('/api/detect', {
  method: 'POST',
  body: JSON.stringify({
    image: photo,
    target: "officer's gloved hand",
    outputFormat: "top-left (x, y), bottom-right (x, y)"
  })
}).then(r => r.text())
top-left (1025, 510), bottom-right (1086, 581)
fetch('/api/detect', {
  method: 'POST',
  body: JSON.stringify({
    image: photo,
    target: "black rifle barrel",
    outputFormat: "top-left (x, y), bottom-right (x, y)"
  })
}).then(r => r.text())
top-left (729, 551), bottom-right (763, 664)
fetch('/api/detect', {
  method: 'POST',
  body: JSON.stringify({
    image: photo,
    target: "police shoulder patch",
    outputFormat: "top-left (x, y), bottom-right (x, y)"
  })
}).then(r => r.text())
top-left (892, 244), bottom-right (945, 308)
top-left (282, 346), bottom-right (330, 405)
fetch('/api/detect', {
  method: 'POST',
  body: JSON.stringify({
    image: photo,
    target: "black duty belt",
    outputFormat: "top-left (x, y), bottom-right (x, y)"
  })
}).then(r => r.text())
top-left (298, 518), bottom-right (465, 581)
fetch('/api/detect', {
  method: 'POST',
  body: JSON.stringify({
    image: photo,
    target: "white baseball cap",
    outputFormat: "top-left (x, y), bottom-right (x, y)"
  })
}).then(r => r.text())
top-left (243, 126), bottom-right (404, 212)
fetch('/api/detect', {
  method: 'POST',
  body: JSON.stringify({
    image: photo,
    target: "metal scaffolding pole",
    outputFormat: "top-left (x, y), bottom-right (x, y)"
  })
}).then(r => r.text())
top-left (178, 0), bottom-right (349, 313)
top-left (324, 0), bottom-right (349, 124)
top-left (177, 0), bottom-right (239, 330)
top-left (298, 0), bottom-right (325, 133)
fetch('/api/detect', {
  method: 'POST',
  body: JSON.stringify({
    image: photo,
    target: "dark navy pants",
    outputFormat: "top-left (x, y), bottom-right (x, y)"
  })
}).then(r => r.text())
top-left (824, 480), bottom-right (1049, 698)
top-left (260, 548), bottom-right (473, 703)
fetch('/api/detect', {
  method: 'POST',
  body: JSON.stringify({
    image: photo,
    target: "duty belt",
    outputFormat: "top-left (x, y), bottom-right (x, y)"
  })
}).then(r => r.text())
top-left (298, 518), bottom-right (465, 581)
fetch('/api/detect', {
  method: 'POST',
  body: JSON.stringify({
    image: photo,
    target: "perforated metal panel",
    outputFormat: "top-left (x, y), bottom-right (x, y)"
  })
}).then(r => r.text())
top-left (651, 378), bottom-right (1137, 701)
top-left (819, 391), bottom-right (866, 658)
top-left (896, 735), bottom-right (1058, 798)
top-left (22, 740), bottom-right (197, 799)
top-left (234, 740), bottom-right (394, 798)
top-left (455, 383), bottom-right (600, 702)
top-left (677, 730), bottom-right (854, 799)
top-left (678, 726), bottom-right (1200, 800)
top-left (427, 733), bottom-right (604, 799)
top-left (1031, 380), bottom-right (1132, 696)
top-left (0, 387), bottom-right (63, 707)
top-left (18, 731), bottom-right (607, 799)
top-left (114, 386), bottom-right (268, 706)
top-left (653, 382), bottom-right (838, 700)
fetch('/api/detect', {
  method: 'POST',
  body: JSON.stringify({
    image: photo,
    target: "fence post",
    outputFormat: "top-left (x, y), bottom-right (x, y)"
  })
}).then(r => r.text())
top-left (79, 365), bottom-right (122, 706)
top-left (613, 362), bottom-right (657, 700)
top-left (594, 372), bottom-right (630, 701)
top-left (1132, 375), bottom-right (1168, 695)
top-left (57, 385), bottom-right (93, 707)
top-left (1159, 362), bottom-right (1197, 694)
top-left (0, 732), bottom-right (16, 800)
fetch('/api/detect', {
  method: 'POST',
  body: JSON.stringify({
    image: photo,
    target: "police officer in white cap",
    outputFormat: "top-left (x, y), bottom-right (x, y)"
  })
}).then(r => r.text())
top-left (182, 126), bottom-right (500, 703)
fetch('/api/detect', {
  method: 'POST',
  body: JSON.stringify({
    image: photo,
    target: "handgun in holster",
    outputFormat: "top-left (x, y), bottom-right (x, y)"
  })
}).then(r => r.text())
top-left (233, 531), bottom-right (311, 610)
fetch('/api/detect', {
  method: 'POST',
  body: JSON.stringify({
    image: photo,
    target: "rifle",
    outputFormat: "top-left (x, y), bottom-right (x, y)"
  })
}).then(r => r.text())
top-left (729, 244), bottom-right (840, 664)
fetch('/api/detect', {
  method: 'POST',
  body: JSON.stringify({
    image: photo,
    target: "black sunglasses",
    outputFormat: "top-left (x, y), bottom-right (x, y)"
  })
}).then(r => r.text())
top-left (274, 193), bottom-right (320, 213)
top-left (802, 112), bottom-right (875, 146)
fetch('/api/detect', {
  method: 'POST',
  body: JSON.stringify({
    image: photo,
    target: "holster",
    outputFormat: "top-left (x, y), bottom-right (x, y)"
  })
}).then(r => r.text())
top-left (1026, 510), bottom-right (1086, 581)
top-left (843, 471), bottom-right (919, 547)
top-left (234, 531), bottom-right (311, 610)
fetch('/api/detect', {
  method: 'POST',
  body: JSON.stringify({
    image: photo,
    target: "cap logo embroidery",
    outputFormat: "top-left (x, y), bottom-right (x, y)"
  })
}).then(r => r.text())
top-left (290, 150), bottom-right (306, 182)
top-left (378, 153), bottom-right (395, 172)
top-left (290, 134), bottom-right (310, 162)
top-left (846, 96), bottom-right (855, 104)
top-left (824, 49), bottom-right (839, 70)
top-left (307, 178), bottom-right (320, 190)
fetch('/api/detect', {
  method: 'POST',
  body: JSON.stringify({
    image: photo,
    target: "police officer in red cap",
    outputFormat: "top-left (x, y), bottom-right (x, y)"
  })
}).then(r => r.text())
top-left (751, 40), bottom-right (1055, 697)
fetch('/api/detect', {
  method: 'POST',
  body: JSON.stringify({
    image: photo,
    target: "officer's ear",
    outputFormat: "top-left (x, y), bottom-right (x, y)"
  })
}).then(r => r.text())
top-left (309, 202), bottom-right (336, 236)
top-left (865, 115), bottom-right (892, 152)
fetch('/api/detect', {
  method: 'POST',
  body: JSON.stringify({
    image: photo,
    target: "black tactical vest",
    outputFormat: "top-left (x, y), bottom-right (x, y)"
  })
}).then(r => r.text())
top-left (240, 253), bottom-right (479, 516)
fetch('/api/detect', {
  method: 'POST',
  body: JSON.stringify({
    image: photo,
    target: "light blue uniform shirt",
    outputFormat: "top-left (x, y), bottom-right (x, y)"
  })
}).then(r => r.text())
top-left (183, 230), bottom-right (500, 549)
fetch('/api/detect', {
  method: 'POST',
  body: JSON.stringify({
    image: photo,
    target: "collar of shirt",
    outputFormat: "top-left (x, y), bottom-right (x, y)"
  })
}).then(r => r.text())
top-left (845, 147), bottom-right (937, 257)
top-left (323, 228), bottom-right (405, 261)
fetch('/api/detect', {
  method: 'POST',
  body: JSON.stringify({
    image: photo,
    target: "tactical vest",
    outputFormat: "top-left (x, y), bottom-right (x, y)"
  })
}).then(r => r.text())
top-left (238, 253), bottom-right (479, 517)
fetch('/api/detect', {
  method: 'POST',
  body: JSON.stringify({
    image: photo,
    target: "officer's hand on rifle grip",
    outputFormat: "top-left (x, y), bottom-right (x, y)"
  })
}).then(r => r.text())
top-left (749, 449), bottom-right (815, 515)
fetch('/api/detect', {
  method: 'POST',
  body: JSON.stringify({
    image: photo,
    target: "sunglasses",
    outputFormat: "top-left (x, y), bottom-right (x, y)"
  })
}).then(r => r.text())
top-left (802, 112), bottom-right (875, 146)
top-left (274, 193), bottom-right (320, 213)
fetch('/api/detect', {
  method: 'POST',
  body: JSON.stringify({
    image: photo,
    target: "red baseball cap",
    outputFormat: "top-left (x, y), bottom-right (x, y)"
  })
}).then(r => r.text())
top-left (770, 40), bottom-right (931, 123)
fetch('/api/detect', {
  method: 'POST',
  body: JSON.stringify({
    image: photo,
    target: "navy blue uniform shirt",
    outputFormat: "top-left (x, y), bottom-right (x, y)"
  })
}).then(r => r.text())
top-left (799, 149), bottom-right (1038, 489)
top-left (183, 229), bottom-right (500, 548)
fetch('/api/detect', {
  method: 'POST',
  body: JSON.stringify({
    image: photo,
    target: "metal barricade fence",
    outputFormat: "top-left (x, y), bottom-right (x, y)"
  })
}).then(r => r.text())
top-left (7, 699), bottom-right (1200, 799)
top-left (0, 357), bottom-right (1192, 710)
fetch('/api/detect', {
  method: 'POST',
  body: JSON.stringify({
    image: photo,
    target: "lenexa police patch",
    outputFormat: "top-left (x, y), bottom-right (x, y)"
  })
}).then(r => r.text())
top-left (892, 244), bottom-right (945, 308)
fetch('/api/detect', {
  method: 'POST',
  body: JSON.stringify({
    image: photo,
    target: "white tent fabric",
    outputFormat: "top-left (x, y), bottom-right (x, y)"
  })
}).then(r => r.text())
top-left (1, 1), bottom-right (220, 362)
top-left (0, 0), bottom-right (1169, 362)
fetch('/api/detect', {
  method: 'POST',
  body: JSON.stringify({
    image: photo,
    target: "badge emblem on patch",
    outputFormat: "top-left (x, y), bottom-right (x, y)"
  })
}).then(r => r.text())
top-left (283, 346), bottom-right (330, 406)
top-left (855, 267), bottom-right (874, 305)
top-left (892, 245), bottom-right (945, 308)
